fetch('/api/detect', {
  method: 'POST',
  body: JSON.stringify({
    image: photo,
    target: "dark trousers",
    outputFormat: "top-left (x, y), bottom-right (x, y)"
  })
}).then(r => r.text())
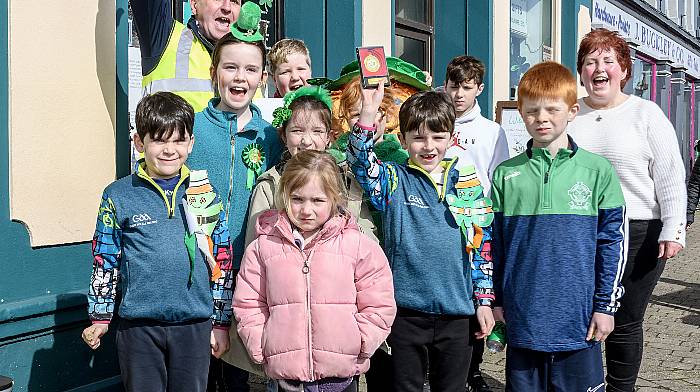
top-left (364, 348), bottom-right (394, 392)
top-left (505, 344), bottom-right (604, 391)
top-left (207, 357), bottom-right (250, 392)
top-left (116, 318), bottom-right (211, 392)
top-left (388, 308), bottom-right (473, 392)
top-left (605, 220), bottom-right (665, 392)
top-left (468, 315), bottom-right (485, 379)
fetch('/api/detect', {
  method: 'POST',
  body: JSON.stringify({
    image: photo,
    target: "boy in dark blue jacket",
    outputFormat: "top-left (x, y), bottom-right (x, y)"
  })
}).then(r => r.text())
top-left (82, 92), bottom-right (233, 392)
top-left (491, 62), bottom-right (627, 391)
top-left (347, 84), bottom-right (495, 392)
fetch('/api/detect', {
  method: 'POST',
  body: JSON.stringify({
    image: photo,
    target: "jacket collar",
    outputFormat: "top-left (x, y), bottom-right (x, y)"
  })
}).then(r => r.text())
top-left (256, 209), bottom-right (356, 248)
top-left (202, 98), bottom-right (265, 133)
top-left (525, 135), bottom-right (579, 160)
top-left (407, 157), bottom-right (459, 201)
top-left (187, 16), bottom-right (215, 53)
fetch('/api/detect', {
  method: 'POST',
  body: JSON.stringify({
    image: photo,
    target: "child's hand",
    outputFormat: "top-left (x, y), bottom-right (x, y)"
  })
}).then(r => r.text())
top-left (358, 83), bottom-right (385, 129)
top-left (82, 324), bottom-right (109, 350)
top-left (493, 306), bottom-right (506, 324)
top-left (586, 312), bottom-right (615, 343)
top-left (211, 328), bottom-right (230, 358)
top-left (372, 109), bottom-right (387, 143)
top-left (475, 306), bottom-right (495, 339)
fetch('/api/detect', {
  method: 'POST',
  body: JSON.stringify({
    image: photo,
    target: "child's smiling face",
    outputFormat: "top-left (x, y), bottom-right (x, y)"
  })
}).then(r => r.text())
top-left (399, 123), bottom-right (452, 174)
top-left (134, 130), bottom-right (194, 180)
top-left (212, 43), bottom-right (264, 114)
top-left (283, 109), bottom-right (330, 156)
top-left (273, 53), bottom-right (312, 96)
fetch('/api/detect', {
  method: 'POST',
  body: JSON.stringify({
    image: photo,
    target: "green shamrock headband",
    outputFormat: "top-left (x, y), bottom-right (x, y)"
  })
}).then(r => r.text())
top-left (272, 86), bottom-right (333, 128)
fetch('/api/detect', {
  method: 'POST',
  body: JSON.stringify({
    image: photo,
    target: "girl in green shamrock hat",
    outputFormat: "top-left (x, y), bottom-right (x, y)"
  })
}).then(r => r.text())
top-left (244, 85), bottom-right (379, 248)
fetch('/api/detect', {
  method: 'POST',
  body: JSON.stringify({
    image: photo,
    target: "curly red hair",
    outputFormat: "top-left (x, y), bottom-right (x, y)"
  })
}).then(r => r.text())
top-left (577, 28), bottom-right (632, 89)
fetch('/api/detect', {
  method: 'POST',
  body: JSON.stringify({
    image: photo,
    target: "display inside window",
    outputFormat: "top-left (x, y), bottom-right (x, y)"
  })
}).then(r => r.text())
top-left (509, 0), bottom-right (552, 99)
top-left (632, 58), bottom-right (654, 101)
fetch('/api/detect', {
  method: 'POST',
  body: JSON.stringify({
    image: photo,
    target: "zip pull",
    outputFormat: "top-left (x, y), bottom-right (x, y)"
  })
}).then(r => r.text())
top-left (301, 250), bottom-right (312, 274)
top-left (544, 171), bottom-right (549, 184)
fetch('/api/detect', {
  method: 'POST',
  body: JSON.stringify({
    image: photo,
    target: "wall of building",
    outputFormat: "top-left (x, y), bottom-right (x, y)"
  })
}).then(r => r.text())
top-left (0, 1), bottom-right (126, 390)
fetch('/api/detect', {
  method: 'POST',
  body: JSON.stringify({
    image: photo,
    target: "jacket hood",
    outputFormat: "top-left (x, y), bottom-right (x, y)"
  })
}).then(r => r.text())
top-left (455, 100), bottom-right (481, 125)
top-left (255, 209), bottom-right (358, 246)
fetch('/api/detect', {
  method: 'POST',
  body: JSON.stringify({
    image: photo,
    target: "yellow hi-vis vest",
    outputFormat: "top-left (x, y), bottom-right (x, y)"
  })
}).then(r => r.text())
top-left (141, 21), bottom-right (214, 112)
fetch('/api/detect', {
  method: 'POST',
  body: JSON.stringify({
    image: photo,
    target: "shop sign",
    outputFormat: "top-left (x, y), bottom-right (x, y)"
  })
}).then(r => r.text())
top-left (592, 0), bottom-right (700, 78)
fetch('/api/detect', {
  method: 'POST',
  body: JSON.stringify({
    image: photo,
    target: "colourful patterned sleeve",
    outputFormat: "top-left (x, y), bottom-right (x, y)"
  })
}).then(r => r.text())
top-left (211, 204), bottom-right (234, 327)
top-left (471, 221), bottom-right (494, 308)
top-left (88, 193), bottom-right (122, 323)
top-left (346, 123), bottom-right (400, 211)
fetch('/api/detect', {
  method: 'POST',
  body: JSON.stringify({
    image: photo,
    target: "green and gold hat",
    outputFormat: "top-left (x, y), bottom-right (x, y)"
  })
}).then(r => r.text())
top-left (230, 2), bottom-right (263, 42)
top-left (313, 56), bottom-right (430, 91)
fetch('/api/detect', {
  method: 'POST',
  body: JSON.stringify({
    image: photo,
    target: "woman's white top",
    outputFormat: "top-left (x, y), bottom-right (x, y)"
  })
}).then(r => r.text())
top-left (569, 95), bottom-right (686, 246)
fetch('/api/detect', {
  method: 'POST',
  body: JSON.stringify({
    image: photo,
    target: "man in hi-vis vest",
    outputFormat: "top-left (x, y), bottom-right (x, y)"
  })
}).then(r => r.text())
top-left (132, 0), bottom-right (241, 113)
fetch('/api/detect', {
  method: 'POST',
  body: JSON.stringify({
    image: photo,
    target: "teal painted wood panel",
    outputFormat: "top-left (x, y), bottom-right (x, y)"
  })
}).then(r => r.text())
top-left (325, 0), bottom-right (362, 79)
top-left (467, 0), bottom-right (494, 119)
top-left (285, 0), bottom-right (326, 77)
top-left (435, 0), bottom-right (467, 86)
top-left (0, 0), bottom-right (127, 389)
top-left (562, 0), bottom-right (592, 76)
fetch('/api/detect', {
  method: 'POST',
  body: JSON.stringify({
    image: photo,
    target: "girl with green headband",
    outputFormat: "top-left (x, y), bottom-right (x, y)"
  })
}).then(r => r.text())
top-left (244, 85), bottom-right (379, 247)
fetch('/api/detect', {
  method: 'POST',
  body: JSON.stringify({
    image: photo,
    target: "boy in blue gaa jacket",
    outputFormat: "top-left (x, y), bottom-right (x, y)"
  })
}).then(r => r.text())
top-left (347, 84), bottom-right (495, 392)
top-left (82, 92), bottom-right (233, 392)
top-left (491, 62), bottom-right (627, 391)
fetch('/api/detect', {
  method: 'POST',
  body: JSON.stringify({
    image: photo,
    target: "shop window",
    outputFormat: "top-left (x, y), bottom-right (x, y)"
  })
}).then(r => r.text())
top-left (509, 0), bottom-right (552, 99)
top-left (631, 56), bottom-right (656, 101)
top-left (395, 0), bottom-right (434, 73)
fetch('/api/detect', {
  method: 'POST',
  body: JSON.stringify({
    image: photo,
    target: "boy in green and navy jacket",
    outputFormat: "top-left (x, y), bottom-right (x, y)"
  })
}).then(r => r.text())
top-left (82, 92), bottom-right (233, 392)
top-left (491, 62), bottom-right (626, 391)
top-left (348, 85), bottom-right (495, 392)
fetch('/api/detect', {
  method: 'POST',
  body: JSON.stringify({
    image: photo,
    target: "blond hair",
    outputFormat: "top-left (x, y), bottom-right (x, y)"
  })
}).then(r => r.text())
top-left (268, 39), bottom-right (311, 75)
top-left (275, 150), bottom-right (347, 224)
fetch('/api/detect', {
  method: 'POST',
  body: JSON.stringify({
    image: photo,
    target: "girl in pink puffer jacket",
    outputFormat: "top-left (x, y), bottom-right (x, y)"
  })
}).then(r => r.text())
top-left (233, 150), bottom-right (396, 392)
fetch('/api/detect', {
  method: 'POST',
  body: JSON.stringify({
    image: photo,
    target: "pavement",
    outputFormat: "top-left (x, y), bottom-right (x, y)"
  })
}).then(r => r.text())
top-left (250, 224), bottom-right (700, 391)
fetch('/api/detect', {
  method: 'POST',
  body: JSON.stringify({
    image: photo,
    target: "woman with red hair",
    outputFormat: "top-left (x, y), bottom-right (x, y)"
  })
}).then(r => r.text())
top-left (569, 28), bottom-right (687, 391)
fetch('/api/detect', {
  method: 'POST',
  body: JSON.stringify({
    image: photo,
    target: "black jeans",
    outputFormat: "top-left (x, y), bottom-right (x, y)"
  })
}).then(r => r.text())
top-left (364, 348), bottom-right (394, 392)
top-left (605, 220), bottom-right (665, 392)
top-left (388, 307), bottom-right (473, 392)
top-left (207, 357), bottom-right (250, 392)
top-left (468, 315), bottom-right (485, 379)
top-left (116, 318), bottom-right (211, 392)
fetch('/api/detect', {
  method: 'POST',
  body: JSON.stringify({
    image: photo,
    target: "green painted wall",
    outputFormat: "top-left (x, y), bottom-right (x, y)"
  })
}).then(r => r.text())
top-left (0, 0), bottom-right (127, 390)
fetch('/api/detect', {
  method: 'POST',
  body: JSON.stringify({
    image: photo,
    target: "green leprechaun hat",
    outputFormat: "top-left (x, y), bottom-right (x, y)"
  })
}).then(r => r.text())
top-left (230, 2), bottom-right (263, 42)
top-left (317, 56), bottom-right (430, 91)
